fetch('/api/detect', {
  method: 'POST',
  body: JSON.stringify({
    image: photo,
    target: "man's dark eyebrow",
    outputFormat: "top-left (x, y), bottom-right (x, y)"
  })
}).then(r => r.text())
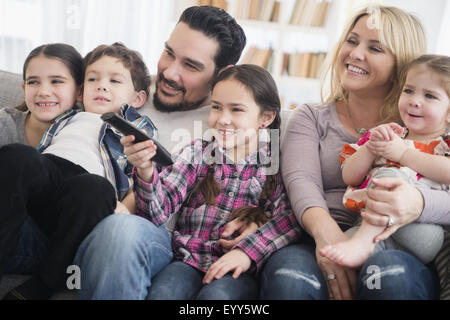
top-left (164, 42), bottom-right (173, 52)
top-left (165, 42), bottom-right (205, 70)
top-left (184, 57), bottom-right (205, 70)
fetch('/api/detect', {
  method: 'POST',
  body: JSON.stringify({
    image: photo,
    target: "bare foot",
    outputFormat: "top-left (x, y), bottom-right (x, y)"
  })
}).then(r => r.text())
top-left (319, 239), bottom-right (376, 268)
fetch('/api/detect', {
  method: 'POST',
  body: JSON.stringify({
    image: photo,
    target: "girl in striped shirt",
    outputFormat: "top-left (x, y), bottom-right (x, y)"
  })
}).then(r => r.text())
top-left (121, 64), bottom-right (301, 300)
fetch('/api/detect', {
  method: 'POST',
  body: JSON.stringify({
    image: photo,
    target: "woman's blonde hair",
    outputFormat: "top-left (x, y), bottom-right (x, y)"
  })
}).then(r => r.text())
top-left (321, 5), bottom-right (427, 124)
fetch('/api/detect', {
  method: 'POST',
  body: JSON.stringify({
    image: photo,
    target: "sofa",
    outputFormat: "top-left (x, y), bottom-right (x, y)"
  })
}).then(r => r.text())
top-left (0, 69), bottom-right (294, 299)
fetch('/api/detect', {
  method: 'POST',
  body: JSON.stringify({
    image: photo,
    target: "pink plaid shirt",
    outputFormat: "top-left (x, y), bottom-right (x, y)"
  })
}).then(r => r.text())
top-left (134, 139), bottom-right (301, 274)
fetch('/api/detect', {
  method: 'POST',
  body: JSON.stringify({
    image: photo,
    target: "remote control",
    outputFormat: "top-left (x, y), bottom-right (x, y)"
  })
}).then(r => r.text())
top-left (101, 112), bottom-right (173, 166)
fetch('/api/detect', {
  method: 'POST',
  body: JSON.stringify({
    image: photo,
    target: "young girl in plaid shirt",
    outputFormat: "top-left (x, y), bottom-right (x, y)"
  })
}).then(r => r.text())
top-left (121, 64), bottom-right (301, 299)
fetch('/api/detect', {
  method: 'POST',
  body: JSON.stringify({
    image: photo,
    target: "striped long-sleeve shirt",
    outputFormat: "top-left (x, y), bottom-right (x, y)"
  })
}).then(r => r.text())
top-left (134, 139), bottom-right (301, 274)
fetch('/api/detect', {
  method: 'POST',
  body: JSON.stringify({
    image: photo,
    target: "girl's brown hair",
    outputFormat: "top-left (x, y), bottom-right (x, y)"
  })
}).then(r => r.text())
top-left (399, 54), bottom-right (450, 98)
top-left (189, 64), bottom-right (281, 227)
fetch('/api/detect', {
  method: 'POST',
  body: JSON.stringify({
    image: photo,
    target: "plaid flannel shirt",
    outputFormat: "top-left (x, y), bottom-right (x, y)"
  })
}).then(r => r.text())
top-left (38, 104), bottom-right (157, 200)
top-left (134, 139), bottom-right (301, 274)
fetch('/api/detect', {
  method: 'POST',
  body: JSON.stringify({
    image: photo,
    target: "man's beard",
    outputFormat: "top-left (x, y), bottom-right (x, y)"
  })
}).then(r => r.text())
top-left (153, 90), bottom-right (208, 113)
top-left (153, 74), bottom-right (210, 113)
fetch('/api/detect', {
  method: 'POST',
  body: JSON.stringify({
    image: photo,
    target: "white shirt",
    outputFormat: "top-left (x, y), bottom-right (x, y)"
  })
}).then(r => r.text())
top-left (43, 112), bottom-right (105, 177)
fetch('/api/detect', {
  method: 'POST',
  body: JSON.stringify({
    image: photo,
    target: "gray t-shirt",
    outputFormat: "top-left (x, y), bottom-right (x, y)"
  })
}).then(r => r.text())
top-left (0, 107), bottom-right (28, 147)
top-left (281, 102), bottom-right (450, 229)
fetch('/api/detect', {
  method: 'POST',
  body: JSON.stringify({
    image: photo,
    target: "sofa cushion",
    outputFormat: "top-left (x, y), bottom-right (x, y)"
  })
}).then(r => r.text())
top-left (0, 70), bottom-right (23, 108)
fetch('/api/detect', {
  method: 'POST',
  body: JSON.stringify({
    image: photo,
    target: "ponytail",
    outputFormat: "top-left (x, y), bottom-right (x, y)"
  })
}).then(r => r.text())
top-left (231, 174), bottom-right (277, 227)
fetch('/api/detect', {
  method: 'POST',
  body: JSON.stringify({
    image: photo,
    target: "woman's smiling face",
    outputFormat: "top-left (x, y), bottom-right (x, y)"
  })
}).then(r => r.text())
top-left (338, 15), bottom-right (396, 98)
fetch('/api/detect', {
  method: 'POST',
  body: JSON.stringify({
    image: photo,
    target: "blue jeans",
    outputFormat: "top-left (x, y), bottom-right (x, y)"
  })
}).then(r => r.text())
top-left (260, 244), bottom-right (440, 300)
top-left (74, 214), bottom-right (173, 300)
top-left (148, 261), bottom-right (259, 300)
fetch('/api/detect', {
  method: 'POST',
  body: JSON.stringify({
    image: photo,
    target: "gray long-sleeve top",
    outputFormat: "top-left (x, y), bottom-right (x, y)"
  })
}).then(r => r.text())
top-left (281, 103), bottom-right (450, 230)
top-left (0, 107), bottom-right (27, 147)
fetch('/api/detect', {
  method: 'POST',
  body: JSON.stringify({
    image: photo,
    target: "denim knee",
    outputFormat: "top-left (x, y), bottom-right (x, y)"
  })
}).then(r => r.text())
top-left (196, 274), bottom-right (258, 300)
top-left (260, 244), bottom-right (328, 300)
top-left (357, 250), bottom-right (439, 299)
top-left (83, 214), bottom-right (171, 257)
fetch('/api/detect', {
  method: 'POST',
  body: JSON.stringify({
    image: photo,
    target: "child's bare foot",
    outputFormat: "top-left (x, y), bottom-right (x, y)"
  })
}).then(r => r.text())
top-left (319, 239), bottom-right (376, 268)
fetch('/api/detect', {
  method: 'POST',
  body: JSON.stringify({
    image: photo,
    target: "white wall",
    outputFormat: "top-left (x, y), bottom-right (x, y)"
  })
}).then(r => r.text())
top-left (381, 0), bottom-right (447, 53)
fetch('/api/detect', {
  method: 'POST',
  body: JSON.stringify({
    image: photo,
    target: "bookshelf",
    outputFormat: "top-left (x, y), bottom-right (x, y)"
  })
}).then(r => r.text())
top-left (174, 0), bottom-right (350, 108)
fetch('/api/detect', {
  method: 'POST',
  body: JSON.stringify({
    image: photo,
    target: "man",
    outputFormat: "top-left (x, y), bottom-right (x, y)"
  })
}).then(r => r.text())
top-left (74, 6), bottom-right (247, 299)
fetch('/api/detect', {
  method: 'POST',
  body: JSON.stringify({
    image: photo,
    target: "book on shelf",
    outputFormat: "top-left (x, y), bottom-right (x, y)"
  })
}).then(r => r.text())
top-left (197, 0), bottom-right (228, 10)
top-left (270, 1), bottom-right (280, 22)
top-left (283, 52), bottom-right (326, 79)
top-left (289, 0), bottom-right (331, 27)
top-left (241, 46), bottom-right (273, 70)
top-left (235, 0), bottom-right (280, 22)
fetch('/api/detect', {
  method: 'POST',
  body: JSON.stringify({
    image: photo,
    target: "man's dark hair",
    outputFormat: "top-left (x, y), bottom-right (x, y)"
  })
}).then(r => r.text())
top-left (178, 6), bottom-right (246, 72)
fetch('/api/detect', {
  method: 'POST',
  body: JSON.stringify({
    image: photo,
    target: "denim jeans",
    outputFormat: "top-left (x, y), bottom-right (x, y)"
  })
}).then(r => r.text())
top-left (148, 260), bottom-right (259, 300)
top-left (260, 244), bottom-right (440, 300)
top-left (74, 214), bottom-right (173, 300)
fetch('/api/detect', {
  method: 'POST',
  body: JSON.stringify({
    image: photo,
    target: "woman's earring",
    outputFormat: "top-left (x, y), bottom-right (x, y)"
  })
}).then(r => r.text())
top-left (261, 124), bottom-right (265, 128)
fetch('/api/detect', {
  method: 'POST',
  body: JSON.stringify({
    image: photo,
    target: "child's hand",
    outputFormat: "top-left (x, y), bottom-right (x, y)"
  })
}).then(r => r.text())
top-left (202, 249), bottom-right (251, 284)
top-left (369, 123), bottom-right (403, 141)
top-left (368, 132), bottom-right (407, 162)
top-left (114, 201), bottom-right (131, 214)
top-left (366, 123), bottom-right (405, 158)
top-left (218, 219), bottom-right (259, 253)
top-left (120, 135), bottom-right (156, 182)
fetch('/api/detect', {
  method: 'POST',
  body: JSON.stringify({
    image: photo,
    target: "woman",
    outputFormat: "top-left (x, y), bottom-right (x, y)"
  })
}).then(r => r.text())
top-left (260, 5), bottom-right (449, 300)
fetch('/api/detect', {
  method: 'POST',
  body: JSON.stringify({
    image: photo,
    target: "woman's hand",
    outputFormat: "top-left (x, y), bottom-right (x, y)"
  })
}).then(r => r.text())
top-left (202, 249), bottom-right (251, 284)
top-left (218, 218), bottom-right (259, 253)
top-left (302, 208), bottom-right (357, 300)
top-left (362, 177), bottom-right (424, 242)
top-left (120, 135), bottom-right (156, 182)
top-left (315, 235), bottom-right (358, 300)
